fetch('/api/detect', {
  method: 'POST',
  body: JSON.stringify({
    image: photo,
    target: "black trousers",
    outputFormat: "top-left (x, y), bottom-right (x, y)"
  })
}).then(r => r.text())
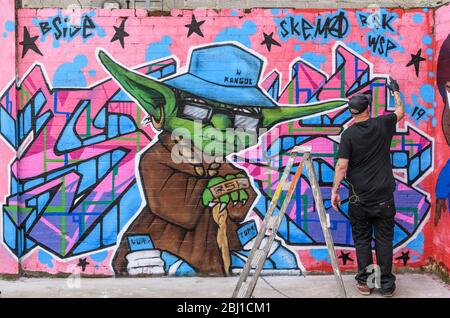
top-left (348, 196), bottom-right (396, 293)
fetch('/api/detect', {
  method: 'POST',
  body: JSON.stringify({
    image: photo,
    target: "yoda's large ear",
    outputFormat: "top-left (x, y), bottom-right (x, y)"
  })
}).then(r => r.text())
top-left (97, 49), bottom-right (176, 121)
top-left (261, 99), bottom-right (348, 129)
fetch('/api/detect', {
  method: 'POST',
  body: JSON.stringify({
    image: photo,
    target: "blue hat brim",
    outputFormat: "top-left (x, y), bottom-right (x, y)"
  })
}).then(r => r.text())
top-left (162, 73), bottom-right (277, 108)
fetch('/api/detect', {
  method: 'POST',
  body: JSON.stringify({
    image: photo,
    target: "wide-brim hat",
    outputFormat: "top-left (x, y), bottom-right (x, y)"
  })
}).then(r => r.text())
top-left (162, 43), bottom-right (277, 108)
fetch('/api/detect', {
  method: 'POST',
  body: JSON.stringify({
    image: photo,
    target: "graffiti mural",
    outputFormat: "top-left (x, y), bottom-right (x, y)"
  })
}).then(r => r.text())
top-left (0, 0), bottom-right (19, 275)
top-left (437, 33), bottom-right (450, 147)
top-left (35, 10), bottom-right (106, 47)
top-left (0, 7), bottom-right (446, 276)
top-left (431, 3), bottom-right (450, 271)
top-left (435, 33), bottom-right (450, 226)
top-left (98, 42), bottom-right (348, 276)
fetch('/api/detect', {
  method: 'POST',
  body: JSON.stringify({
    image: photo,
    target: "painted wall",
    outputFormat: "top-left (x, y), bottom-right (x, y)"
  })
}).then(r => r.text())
top-left (0, 0), bottom-right (19, 276)
top-left (19, 0), bottom-right (450, 10)
top-left (0, 6), bottom-right (448, 277)
top-left (431, 4), bottom-right (450, 271)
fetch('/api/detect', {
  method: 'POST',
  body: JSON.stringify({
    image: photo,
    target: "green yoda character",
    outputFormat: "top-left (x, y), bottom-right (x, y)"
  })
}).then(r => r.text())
top-left (97, 43), bottom-right (346, 276)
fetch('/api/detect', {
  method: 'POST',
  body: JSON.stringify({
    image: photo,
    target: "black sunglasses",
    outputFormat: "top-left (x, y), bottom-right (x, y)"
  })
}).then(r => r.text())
top-left (178, 101), bottom-right (262, 132)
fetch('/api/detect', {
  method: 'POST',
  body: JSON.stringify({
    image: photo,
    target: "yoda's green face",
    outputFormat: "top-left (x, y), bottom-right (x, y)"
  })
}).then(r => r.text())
top-left (98, 50), bottom-right (347, 158)
top-left (168, 89), bottom-right (265, 157)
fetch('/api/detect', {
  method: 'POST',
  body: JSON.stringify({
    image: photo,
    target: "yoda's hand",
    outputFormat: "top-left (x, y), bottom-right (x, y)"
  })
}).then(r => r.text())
top-left (201, 174), bottom-right (249, 208)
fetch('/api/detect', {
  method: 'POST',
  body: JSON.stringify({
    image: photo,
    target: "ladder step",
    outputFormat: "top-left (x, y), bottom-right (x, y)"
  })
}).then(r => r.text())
top-left (251, 249), bottom-right (267, 267)
top-left (291, 145), bottom-right (312, 153)
top-left (265, 216), bottom-right (277, 231)
top-left (236, 282), bottom-right (250, 298)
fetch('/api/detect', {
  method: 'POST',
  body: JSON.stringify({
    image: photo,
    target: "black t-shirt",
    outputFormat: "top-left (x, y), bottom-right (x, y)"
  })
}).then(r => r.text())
top-left (337, 113), bottom-right (397, 205)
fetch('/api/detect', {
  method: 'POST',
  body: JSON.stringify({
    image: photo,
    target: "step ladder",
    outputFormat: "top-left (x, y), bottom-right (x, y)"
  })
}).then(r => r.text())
top-left (232, 146), bottom-right (347, 298)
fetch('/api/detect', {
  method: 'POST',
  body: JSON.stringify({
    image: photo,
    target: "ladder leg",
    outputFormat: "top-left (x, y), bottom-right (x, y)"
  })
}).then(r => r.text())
top-left (240, 159), bottom-right (306, 298)
top-left (304, 154), bottom-right (347, 298)
top-left (232, 151), bottom-right (299, 298)
top-left (232, 148), bottom-right (346, 299)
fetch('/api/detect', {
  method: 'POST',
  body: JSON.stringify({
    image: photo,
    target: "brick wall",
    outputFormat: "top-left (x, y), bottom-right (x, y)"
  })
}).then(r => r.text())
top-left (19, 0), bottom-right (450, 9)
top-left (430, 3), bottom-right (450, 275)
top-left (0, 5), bottom-right (448, 277)
top-left (0, 0), bottom-right (19, 277)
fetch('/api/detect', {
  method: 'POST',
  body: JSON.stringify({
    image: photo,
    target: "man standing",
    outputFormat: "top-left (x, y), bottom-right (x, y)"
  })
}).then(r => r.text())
top-left (331, 78), bottom-right (404, 297)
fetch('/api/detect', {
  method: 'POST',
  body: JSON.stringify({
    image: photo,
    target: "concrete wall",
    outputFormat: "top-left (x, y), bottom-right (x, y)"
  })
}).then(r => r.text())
top-left (0, 4), bottom-right (448, 277)
top-left (19, 0), bottom-right (450, 9)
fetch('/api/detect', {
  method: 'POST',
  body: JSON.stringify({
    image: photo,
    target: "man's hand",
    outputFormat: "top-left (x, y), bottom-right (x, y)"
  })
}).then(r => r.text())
top-left (331, 191), bottom-right (341, 211)
top-left (434, 199), bottom-right (448, 225)
top-left (202, 174), bottom-right (249, 208)
top-left (386, 76), bottom-right (400, 93)
top-left (387, 76), bottom-right (405, 121)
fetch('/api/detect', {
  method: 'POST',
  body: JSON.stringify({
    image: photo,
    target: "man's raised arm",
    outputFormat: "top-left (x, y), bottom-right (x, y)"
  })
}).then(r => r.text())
top-left (387, 77), bottom-right (404, 122)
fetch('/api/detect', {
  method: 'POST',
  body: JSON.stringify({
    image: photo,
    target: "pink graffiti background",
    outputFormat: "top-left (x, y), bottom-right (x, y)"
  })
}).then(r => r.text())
top-left (0, 6), bottom-right (448, 276)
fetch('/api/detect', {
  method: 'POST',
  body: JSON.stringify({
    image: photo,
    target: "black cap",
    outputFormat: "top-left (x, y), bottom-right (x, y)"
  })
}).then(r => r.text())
top-left (348, 94), bottom-right (370, 114)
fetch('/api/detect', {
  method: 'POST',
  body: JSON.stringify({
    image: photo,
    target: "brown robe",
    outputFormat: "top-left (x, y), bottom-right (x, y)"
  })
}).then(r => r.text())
top-left (112, 132), bottom-right (257, 276)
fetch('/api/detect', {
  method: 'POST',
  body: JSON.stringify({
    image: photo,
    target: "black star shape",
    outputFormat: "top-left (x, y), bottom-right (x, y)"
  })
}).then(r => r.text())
top-left (77, 257), bottom-right (90, 272)
top-left (111, 18), bottom-right (129, 49)
top-left (19, 27), bottom-right (43, 58)
top-left (395, 251), bottom-right (410, 266)
top-left (338, 251), bottom-right (354, 265)
top-left (185, 15), bottom-right (205, 38)
top-left (261, 32), bottom-right (281, 52)
top-left (406, 49), bottom-right (426, 77)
